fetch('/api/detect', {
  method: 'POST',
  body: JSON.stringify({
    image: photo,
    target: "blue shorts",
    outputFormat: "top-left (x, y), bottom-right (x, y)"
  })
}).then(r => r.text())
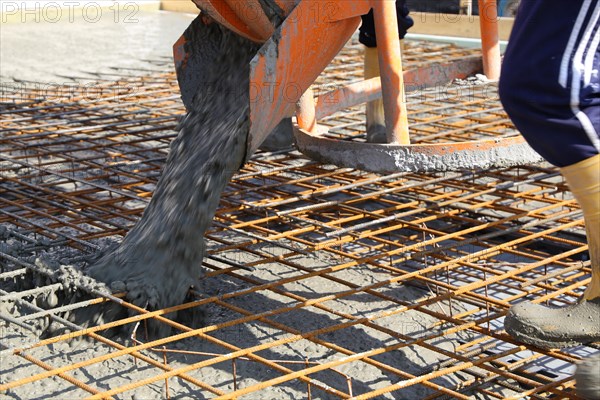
top-left (499, 0), bottom-right (600, 167)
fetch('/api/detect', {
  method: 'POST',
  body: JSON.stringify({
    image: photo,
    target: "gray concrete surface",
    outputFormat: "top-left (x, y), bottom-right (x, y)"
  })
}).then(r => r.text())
top-left (1, 10), bottom-right (196, 83)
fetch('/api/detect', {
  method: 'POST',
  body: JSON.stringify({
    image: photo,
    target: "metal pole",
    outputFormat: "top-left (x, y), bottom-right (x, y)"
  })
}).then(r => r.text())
top-left (478, 0), bottom-right (501, 79)
top-left (297, 88), bottom-right (317, 133)
top-left (371, 0), bottom-right (410, 144)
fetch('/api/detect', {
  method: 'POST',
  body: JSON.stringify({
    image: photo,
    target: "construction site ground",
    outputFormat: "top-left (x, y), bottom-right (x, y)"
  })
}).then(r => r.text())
top-left (1, 9), bottom-right (597, 400)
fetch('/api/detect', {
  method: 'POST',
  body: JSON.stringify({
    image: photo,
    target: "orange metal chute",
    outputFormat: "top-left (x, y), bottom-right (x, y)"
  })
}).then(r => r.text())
top-left (176, 0), bottom-right (501, 160)
top-left (191, 0), bottom-right (279, 42)
top-left (180, 0), bottom-right (372, 157)
top-left (248, 1), bottom-right (372, 153)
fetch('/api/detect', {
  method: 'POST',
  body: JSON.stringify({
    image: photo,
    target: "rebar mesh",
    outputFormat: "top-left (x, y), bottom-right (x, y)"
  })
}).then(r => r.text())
top-left (1, 39), bottom-right (596, 400)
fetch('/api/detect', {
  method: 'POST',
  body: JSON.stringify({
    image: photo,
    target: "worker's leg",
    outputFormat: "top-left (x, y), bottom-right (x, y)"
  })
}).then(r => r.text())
top-left (499, 0), bottom-right (600, 168)
top-left (364, 46), bottom-right (386, 143)
top-left (564, 155), bottom-right (600, 302)
top-left (499, 0), bottom-right (600, 349)
top-left (360, 1), bottom-right (413, 143)
top-left (502, 157), bottom-right (600, 350)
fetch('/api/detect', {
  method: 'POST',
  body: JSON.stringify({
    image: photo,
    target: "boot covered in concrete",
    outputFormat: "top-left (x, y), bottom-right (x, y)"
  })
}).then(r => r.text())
top-left (364, 46), bottom-right (386, 143)
top-left (505, 298), bottom-right (600, 349)
top-left (505, 154), bottom-right (600, 349)
top-left (575, 353), bottom-right (600, 400)
top-left (364, 42), bottom-right (406, 143)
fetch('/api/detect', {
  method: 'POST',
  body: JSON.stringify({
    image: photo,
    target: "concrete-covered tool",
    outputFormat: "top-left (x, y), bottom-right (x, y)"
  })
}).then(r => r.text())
top-left (173, 0), bottom-right (542, 172)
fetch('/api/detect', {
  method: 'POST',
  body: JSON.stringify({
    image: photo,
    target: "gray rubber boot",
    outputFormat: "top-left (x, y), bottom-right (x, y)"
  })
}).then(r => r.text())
top-left (504, 298), bottom-right (600, 349)
top-left (364, 47), bottom-right (387, 144)
top-left (575, 353), bottom-right (600, 400)
top-left (366, 123), bottom-right (387, 144)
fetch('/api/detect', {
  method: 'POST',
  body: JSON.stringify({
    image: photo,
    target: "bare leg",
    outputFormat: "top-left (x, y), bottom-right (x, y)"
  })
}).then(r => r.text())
top-left (505, 155), bottom-right (600, 348)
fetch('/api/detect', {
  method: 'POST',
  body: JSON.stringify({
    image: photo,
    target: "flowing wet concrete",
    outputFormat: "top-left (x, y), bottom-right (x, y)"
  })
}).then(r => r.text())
top-left (82, 17), bottom-right (259, 336)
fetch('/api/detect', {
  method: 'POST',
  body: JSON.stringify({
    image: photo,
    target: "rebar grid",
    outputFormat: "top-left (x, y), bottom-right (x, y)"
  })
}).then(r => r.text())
top-left (1, 40), bottom-right (596, 399)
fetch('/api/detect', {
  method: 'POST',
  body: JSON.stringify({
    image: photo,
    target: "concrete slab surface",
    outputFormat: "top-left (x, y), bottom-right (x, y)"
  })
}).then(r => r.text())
top-left (1, 9), bottom-right (195, 83)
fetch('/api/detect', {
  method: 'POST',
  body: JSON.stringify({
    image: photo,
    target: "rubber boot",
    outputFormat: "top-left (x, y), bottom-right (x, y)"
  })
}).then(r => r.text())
top-left (364, 42), bottom-right (405, 144)
top-left (505, 154), bottom-right (600, 349)
top-left (575, 353), bottom-right (600, 400)
top-left (364, 47), bottom-right (386, 143)
top-left (260, 118), bottom-right (294, 151)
